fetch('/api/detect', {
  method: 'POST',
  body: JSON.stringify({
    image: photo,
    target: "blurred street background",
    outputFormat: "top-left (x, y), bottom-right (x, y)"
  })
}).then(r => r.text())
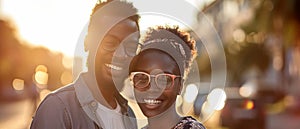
top-left (1, 0), bottom-right (300, 129)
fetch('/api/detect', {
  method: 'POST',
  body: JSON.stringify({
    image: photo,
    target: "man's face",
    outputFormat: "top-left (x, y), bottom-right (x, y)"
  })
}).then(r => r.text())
top-left (95, 19), bottom-right (139, 90)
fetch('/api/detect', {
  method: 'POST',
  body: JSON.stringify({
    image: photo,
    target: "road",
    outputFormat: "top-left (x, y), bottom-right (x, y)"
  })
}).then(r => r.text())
top-left (0, 99), bottom-right (35, 129)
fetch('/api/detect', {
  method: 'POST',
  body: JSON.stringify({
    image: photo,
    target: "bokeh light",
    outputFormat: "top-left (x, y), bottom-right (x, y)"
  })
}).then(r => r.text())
top-left (62, 56), bottom-right (73, 69)
top-left (233, 29), bottom-right (246, 43)
top-left (184, 84), bottom-right (199, 103)
top-left (35, 65), bottom-right (47, 73)
top-left (244, 100), bottom-right (254, 110)
top-left (12, 78), bottom-right (24, 91)
top-left (239, 81), bottom-right (256, 98)
top-left (207, 88), bottom-right (227, 110)
top-left (34, 71), bottom-right (48, 85)
top-left (60, 71), bottom-right (73, 86)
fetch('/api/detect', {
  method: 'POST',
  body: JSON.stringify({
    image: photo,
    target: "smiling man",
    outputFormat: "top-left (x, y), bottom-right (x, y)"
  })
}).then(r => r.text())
top-left (30, 1), bottom-right (140, 129)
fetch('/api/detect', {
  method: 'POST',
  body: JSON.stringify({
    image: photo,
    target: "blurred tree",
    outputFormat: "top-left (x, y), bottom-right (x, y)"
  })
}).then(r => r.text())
top-left (0, 19), bottom-right (71, 101)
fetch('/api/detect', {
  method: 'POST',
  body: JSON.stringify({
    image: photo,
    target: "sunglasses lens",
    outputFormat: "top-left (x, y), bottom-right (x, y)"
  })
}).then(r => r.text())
top-left (133, 73), bottom-right (149, 88)
top-left (102, 43), bottom-right (118, 52)
top-left (125, 43), bottom-right (138, 57)
top-left (156, 74), bottom-right (173, 89)
top-left (131, 72), bottom-right (178, 90)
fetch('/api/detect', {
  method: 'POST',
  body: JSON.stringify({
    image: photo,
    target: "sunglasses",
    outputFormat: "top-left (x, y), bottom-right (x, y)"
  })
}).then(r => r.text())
top-left (129, 72), bottom-right (181, 91)
top-left (102, 42), bottom-right (141, 57)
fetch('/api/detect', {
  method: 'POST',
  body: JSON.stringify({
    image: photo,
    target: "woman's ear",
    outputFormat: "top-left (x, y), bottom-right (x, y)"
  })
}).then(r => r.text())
top-left (177, 79), bottom-right (184, 95)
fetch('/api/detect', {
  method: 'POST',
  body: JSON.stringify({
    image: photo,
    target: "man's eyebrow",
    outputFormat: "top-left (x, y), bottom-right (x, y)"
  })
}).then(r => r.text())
top-left (105, 34), bottom-right (121, 42)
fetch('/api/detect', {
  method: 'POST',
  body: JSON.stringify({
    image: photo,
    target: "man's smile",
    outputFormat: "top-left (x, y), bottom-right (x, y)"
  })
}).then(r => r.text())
top-left (105, 63), bottom-right (123, 71)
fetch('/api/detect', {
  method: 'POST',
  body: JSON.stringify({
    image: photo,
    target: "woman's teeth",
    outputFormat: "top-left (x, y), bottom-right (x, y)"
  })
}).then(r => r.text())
top-left (105, 64), bottom-right (123, 70)
top-left (144, 99), bottom-right (162, 105)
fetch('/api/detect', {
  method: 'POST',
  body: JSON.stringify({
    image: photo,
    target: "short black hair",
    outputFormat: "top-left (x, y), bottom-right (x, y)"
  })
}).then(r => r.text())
top-left (130, 25), bottom-right (197, 79)
top-left (84, 0), bottom-right (140, 51)
top-left (90, 0), bottom-right (140, 27)
top-left (142, 25), bottom-right (197, 74)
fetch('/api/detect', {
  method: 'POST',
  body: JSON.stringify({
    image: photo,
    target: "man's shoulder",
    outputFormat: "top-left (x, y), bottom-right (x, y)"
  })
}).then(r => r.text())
top-left (52, 83), bottom-right (75, 94)
top-left (48, 84), bottom-right (77, 102)
top-left (36, 83), bottom-right (81, 114)
top-left (31, 83), bottom-right (94, 129)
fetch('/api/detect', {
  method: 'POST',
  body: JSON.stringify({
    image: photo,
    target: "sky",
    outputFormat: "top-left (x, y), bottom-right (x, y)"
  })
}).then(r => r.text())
top-left (0, 0), bottom-right (207, 57)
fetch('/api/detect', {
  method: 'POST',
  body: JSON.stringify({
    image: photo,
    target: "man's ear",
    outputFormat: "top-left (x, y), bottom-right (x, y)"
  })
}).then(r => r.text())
top-left (84, 35), bottom-right (90, 52)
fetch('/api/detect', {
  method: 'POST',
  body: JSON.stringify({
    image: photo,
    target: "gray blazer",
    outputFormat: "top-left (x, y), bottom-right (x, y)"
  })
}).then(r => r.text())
top-left (30, 74), bottom-right (137, 129)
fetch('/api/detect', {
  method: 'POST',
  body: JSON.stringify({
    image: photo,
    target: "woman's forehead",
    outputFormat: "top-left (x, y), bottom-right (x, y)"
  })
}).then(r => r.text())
top-left (134, 50), bottom-right (180, 72)
top-left (138, 49), bottom-right (171, 60)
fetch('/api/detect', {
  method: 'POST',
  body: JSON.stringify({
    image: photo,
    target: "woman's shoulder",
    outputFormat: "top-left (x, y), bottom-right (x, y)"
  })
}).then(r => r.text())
top-left (173, 116), bottom-right (206, 129)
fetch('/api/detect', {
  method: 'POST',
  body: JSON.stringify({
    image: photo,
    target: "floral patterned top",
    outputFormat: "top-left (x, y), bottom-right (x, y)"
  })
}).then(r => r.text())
top-left (173, 116), bottom-right (206, 129)
top-left (142, 116), bottom-right (206, 129)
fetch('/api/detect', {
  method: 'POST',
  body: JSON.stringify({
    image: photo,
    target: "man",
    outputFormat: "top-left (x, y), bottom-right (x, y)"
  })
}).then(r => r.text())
top-left (30, 0), bottom-right (140, 129)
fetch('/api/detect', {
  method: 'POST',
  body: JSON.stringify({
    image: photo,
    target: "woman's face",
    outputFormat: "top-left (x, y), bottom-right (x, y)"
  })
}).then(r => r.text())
top-left (131, 49), bottom-right (182, 117)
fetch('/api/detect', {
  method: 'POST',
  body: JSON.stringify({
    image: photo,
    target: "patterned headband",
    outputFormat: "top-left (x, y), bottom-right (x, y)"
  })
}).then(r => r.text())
top-left (142, 38), bottom-right (187, 60)
top-left (140, 38), bottom-right (190, 76)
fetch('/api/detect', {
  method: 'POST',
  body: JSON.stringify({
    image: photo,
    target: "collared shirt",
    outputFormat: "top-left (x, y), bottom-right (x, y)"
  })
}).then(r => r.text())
top-left (30, 73), bottom-right (137, 129)
top-left (96, 101), bottom-right (126, 129)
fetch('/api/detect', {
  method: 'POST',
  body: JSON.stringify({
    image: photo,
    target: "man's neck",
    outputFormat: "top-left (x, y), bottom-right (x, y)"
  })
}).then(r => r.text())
top-left (147, 104), bottom-right (181, 129)
top-left (82, 72), bottom-right (117, 109)
top-left (99, 85), bottom-right (117, 109)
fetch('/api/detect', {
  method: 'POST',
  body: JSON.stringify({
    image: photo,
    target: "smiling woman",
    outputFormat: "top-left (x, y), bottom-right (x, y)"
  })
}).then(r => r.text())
top-left (128, 25), bottom-right (206, 129)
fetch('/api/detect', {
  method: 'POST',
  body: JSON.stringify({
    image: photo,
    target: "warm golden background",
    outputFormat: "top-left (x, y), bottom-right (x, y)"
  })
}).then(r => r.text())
top-left (1, 0), bottom-right (300, 129)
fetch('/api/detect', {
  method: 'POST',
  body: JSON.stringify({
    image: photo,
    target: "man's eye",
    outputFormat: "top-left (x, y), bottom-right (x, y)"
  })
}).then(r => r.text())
top-left (123, 40), bottom-right (138, 55)
top-left (101, 42), bottom-right (119, 51)
top-left (124, 41), bottom-right (136, 48)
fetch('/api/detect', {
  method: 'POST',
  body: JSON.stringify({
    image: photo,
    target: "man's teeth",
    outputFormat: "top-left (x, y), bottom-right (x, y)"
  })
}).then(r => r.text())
top-left (105, 64), bottom-right (123, 70)
top-left (144, 99), bottom-right (162, 104)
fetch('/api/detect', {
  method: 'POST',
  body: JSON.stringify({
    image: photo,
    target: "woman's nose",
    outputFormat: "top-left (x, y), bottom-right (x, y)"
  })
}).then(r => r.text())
top-left (147, 79), bottom-right (162, 93)
top-left (143, 83), bottom-right (162, 99)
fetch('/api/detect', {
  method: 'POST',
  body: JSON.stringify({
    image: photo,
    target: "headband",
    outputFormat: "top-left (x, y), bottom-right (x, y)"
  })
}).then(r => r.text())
top-left (140, 38), bottom-right (190, 77)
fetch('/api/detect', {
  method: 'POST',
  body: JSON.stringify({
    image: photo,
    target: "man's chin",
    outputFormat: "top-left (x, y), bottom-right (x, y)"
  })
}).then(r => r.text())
top-left (94, 63), bottom-right (127, 90)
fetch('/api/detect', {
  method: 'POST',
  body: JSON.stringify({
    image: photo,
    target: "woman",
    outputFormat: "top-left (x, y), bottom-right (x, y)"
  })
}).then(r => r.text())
top-left (129, 26), bottom-right (206, 129)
